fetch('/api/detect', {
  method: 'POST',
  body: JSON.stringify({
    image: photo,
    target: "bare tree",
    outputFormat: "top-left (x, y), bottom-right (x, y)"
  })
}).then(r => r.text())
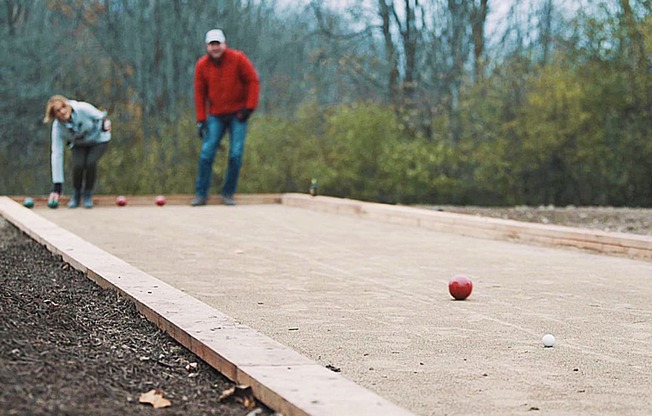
top-left (3, 0), bottom-right (31, 36)
top-left (378, 0), bottom-right (401, 103)
top-left (619, 0), bottom-right (651, 116)
top-left (0, 1), bottom-right (64, 193)
top-left (446, 0), bottom-right (467, 144)
top-left (376, 0), bottom-right (423, 107)
top-left (538, 0), bottom-right (554, 65)
top-left (470, 0), bottom-right (488, 81)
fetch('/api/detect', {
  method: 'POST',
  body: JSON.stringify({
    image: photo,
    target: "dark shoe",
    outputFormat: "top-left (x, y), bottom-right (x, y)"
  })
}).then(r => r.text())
top-left (68, 191), bottom-right (81, 208)
top-left (221, 195), bottom-right (236, 206)
top-left (82, 191), bottom-right (93, 209)
top-left (191, 196), bottom-right (207, 206)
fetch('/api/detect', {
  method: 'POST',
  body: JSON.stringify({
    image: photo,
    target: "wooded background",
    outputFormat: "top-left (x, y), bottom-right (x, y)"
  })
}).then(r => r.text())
top-left (1, 0), bottom-right (650, 206)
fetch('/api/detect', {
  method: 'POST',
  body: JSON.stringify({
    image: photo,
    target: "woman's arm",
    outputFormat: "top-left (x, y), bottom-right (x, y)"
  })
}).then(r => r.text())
top-left (50, 121), bottom-right (65, 195)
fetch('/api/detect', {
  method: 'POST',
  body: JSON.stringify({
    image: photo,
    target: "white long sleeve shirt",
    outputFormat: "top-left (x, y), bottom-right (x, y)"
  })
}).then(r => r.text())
top-left (51, 100), bottom-right (111, 184)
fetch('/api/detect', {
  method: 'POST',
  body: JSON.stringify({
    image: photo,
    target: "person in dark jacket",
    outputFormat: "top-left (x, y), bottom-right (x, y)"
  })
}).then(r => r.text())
top-left (43, 95), bottom-right (111, 209)
top-left (192, 29), bottom-right (260, 206)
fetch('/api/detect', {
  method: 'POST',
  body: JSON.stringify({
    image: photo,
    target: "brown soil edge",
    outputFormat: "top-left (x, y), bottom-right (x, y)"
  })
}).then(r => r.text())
top-left (429, 205), bottom-right (651, 237)
top-left (0, 196), bottom-right (415, 416)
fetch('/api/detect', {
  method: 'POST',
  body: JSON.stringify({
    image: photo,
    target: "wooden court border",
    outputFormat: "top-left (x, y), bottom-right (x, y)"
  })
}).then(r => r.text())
top-left (1, 194), bottom-right (650, 414)
top-left (281, 194), bottom-right (652, 261)
top-left (0, 196), bottom-right (414, 416)
top-left (10, 193), bottom-right (651, 261)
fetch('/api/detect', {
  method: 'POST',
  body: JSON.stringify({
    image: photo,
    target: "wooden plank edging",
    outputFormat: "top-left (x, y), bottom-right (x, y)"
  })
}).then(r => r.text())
top-left (281, 193), bottom-right (652, 261)
top-left (9, 193), bottom-right (283, 208)
top-left (8, 192), bottom-right (650, 259)
top-left (0, 196), bottom-right (414, 416)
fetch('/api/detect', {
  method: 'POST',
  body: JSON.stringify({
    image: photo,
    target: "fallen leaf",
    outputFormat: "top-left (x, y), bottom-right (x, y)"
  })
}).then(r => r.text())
top-left (139, 389), bottom-right (171, 409)
top-left (218, 385), bottom-right (256, 409)
top-left (218, 386), bottom-right (236, 401)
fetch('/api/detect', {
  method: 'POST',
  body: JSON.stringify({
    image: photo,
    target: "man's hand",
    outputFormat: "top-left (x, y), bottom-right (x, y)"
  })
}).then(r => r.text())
top-left (197, 121), bottom-right (206, 139)
top-left (48, 192), bottom-right (60, 204)
top-left (236, 109), bottom-right (253, 122)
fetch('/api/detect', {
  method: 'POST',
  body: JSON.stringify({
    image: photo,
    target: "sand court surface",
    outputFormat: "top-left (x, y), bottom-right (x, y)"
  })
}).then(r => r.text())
top-left (27, 199), bottom-right (652, 415)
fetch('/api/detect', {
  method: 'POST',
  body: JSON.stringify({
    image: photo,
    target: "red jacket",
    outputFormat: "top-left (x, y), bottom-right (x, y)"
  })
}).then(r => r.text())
top-left (194, 49), bottom-right (260, 121)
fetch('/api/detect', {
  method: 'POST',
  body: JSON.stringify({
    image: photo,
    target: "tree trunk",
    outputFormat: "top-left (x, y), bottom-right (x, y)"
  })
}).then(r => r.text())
top-left (378, 0), bottom-right (400, 104)
top-left (470, 0), bottom-right (487, 82)
top-left (448, 0), bottom-right (466, 144)
top-left (539, 0), bottom-right (554, 65)
top-left (400, 0), bottom-right (419, 106)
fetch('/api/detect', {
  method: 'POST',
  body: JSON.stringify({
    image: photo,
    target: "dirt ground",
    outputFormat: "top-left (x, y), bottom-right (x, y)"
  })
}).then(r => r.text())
top-left (429, 205), bottom-right (652, 236)
top-left (0, 217), bottom-right (275, 416)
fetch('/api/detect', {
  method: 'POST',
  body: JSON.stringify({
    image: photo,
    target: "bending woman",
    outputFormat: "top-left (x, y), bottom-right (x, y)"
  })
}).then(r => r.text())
top-left (43, 95), bottom-right (111, 208)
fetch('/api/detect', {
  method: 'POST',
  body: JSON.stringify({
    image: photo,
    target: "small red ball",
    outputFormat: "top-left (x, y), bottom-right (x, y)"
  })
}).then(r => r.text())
top-left (115, 195), bottom-right (127, 206)
top-left (449, 275), bottom-right (473, 300)
top-left (155, 195), bottom-right (166, 206)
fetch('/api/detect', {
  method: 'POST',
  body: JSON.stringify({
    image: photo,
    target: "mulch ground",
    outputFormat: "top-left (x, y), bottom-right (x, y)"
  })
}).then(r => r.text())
top-left (0, 218), bottom-right (275, 416)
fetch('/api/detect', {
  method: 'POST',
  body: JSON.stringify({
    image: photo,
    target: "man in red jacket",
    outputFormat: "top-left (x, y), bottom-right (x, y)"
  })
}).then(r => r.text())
top-left (192, 29), bottom-right (260, 206)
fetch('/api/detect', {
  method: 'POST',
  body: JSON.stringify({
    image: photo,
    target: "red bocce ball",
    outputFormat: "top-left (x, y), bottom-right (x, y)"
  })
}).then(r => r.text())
top-left (449, 275), bottom-right (473, 300)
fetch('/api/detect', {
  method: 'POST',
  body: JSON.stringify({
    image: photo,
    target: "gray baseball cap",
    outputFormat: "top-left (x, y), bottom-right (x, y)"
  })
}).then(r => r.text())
top-left (205, 29), bottom-right (225, 44)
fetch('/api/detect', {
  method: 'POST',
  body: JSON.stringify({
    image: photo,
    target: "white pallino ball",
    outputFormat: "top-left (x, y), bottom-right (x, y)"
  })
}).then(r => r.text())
top-left (542, 334), bottom-right (556, 347)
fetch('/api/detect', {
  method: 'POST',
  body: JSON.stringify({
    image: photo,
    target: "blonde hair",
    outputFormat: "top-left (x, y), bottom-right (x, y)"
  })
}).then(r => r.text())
top-left (43, 95), bottom-right (70, 123)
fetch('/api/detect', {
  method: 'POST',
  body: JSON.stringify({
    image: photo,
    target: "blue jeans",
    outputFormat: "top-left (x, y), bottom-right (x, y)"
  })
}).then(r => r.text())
top-left (194, 115), bottom-right (248, 198)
